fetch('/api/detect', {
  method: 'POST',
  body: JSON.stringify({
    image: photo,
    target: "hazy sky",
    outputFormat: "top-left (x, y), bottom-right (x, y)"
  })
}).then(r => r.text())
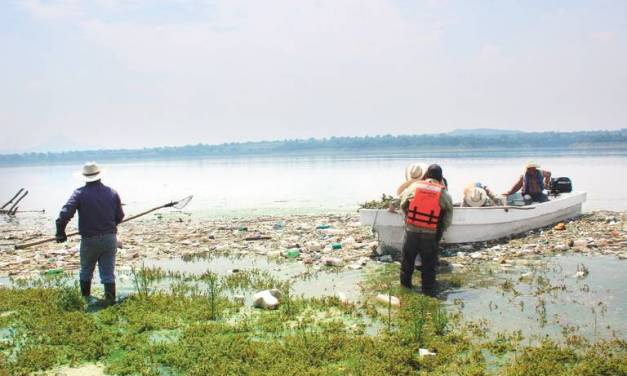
top-left (1, 0), bottom-right (626, 152)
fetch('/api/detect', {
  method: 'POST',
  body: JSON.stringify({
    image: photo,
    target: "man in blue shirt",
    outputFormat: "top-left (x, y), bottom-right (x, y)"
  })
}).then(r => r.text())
top-left (56, 162), bottom-right (124, 304)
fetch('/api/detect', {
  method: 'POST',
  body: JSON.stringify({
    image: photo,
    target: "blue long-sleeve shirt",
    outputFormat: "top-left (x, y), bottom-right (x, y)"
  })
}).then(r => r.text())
top-left (56, 181), bottom-right (125, 237)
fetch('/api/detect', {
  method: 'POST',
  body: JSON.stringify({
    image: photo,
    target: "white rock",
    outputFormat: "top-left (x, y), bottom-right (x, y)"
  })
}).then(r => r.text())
top-left (342, 236), bottom-right (356, 246)
top-left (554, 244), bottom-right (569, 252)
top-left (574, 270), bottom-right (588, 278)
top-left (419, 348), bottom-right (436, 357)
top-left (253, 289), bottom-right (281, 309)
top-left (323, 257), bottom-right (343, 267)
top-left (335, 292), bottom-right (349, 304)
top-left (376, 294), bottom-right (400, 307)
top-left (305, 241), bottom-right (322, 252)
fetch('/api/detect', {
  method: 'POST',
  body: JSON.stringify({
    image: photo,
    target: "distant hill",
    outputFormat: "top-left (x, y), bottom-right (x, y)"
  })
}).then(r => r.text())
top-left (0, 129), bottom-right (625, 166)
top-left (448, 128), bottom-right (524, 136)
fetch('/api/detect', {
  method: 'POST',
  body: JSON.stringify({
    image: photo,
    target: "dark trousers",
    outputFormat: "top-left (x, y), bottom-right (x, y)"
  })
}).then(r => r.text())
top-left (79, 234), bottom-right (117, 284)
top-left (400, 231), bottom-right (438, 294)
top-left (524, 192), bottom-right (549, 204)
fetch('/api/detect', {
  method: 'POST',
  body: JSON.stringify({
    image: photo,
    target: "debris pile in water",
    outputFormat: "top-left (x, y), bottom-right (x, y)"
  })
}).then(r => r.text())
top-left (0, 214), bottom-right (376, 278)
top-left (440, 211), bottom-right (626, 269)
top-left (0, 211), bottom-right (624, 278)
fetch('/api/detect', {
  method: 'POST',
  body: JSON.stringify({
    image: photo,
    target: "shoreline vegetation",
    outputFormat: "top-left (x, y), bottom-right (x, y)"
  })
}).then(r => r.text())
top-left (0, 211), bottom-right (625, 374)
top-left (1, 129), bottom-right (626, 167)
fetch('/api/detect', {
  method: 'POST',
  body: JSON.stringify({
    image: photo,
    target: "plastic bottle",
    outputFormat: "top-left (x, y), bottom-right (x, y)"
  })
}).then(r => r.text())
top-left (331, 243), bottom-right (342, 250)
top-left (316, 224), bottom-right (331, 229)
top-left (286, 248), bottom-right (300, 258)
top-left (44, 268), bottom-right (64, 276)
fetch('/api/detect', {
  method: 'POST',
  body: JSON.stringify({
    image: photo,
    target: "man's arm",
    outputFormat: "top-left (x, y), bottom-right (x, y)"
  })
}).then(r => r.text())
top-left (503, 176), bottom-right (523, 196)
top-left (483, 185), bottom-right (502, 205)
top-left (439, 190), bottom-right (454, 231)
top-left (397, 179), bottom-right (417, 196)
top-left (114, 193), bottom-right (125, 224)
top-left (399, 187), bottom-right (414, 214)
top-left (55, 190), bottom-right (80, 242)
top-left (542, 170), bottom-right (552, 187)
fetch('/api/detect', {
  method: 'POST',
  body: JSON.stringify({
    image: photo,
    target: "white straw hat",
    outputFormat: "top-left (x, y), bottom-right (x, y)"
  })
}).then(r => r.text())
top-left (75, 162), bottom-right (104, 182)
top-left (524, 161), bottom-right (540, 170)
top-left (464, 187), bottom-right (487, 207)
top-left (404, 163), bottom-right (424, 180)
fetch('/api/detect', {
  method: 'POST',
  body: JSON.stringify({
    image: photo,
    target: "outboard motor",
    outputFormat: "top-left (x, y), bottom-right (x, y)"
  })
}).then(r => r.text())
top-left (549, 177), bottom-right (573, 194)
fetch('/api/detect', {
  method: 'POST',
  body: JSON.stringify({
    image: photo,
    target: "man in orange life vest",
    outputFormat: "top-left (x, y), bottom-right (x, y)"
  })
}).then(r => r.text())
top-left (399, 164), bottom-right (453, 295)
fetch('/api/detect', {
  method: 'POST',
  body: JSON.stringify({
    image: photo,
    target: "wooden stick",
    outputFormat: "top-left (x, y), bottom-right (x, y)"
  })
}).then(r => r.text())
top-left (1, 188), bottom-right (24, 210)
top-left (15, 203), bottom-right (169, 250)
top-left (0, 209), bottom-right (45, 215)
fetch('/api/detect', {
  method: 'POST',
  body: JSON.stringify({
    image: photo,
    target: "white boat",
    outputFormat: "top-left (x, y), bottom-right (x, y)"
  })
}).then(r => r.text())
top-left (359, 192), bottom-right (586, 250)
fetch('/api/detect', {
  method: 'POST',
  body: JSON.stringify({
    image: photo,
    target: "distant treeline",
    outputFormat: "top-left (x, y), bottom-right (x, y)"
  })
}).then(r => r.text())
top-left (1, 129), bottom-right (626, 166)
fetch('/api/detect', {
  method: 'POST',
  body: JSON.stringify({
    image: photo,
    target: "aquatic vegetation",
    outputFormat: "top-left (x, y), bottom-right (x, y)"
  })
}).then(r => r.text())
top-left (0, 262), bottom-right (625, 375)
top-left (359, 193), bottom-right (396, 209)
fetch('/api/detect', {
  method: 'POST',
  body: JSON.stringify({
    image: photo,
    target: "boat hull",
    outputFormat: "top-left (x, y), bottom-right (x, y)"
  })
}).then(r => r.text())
top-left (359, 192), bottom-right (586, 250)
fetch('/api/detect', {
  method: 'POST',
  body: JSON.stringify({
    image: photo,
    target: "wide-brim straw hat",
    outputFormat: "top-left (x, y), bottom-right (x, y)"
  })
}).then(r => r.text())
top-left (404, 163), bottom-right (425, 180)
top-left (464, 187), bottom-right (487, 207)
top-left (74, 162), bottom-right (105, 182)
top-left (524, 161), bottom-right (541, 170)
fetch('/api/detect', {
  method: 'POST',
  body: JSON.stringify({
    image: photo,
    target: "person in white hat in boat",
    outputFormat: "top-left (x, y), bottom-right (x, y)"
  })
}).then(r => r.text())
top-left (503, 161), bottom-right (552, 204)
top-left (462, 182), bottom-right (504, 207)
top-left (55, 162), bottom-right (124, 305)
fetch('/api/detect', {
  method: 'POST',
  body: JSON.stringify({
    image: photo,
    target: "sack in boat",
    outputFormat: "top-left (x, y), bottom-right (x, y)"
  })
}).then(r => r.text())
top-left (506, 192), bottom-right (525, 206)
top-left (550, 177), bottom-right (572, 194)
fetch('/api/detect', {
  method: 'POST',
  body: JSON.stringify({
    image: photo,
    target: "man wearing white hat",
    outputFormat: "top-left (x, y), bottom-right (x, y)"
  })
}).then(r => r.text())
top-left (503, 161), bottom-right (552, 204)
top-left (56, 162), bottom-right (124, 304)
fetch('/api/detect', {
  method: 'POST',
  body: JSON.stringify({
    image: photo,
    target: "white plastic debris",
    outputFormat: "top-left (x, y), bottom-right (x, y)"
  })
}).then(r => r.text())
top-left (376, 294), bottom-right (400, 307)
top-left (419, 348), bottom-right (436, 357)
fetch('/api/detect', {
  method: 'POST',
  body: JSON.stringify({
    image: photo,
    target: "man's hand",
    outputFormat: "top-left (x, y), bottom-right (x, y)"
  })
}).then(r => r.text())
top-left (55, 220), bottom-right (67, 243)
top-left (55, 232), bottom-right (67, 243)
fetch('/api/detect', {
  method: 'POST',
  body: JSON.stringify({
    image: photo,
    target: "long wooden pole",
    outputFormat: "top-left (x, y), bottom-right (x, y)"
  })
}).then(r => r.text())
top-left (15, 203), bottom-right (169, 250)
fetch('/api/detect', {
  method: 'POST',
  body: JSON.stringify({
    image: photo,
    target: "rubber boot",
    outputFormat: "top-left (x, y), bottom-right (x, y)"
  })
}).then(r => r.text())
top-left (104, 283), bottom-right (116, 306)
top-left (79, 280), bottom-right (91, 297)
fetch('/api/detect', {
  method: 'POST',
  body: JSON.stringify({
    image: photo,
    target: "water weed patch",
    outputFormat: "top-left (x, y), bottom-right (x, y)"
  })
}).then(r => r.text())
top-left (0, 267), bottom-right (624, 375)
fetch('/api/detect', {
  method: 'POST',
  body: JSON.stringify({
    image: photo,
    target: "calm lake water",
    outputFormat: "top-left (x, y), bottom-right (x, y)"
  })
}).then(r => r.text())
top-left (1, 150), bottom-right (626, 221)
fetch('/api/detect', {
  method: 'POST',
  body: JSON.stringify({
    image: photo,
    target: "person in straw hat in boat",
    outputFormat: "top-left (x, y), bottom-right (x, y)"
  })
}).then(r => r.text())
top-left (55, 162), bottom-right (124, 305)
top-left (399, 164), bottom-right (453, 296)
top-left (503, 161), bottom-right (552, 204)
top-left (462, 182), bottom-right (504, 207)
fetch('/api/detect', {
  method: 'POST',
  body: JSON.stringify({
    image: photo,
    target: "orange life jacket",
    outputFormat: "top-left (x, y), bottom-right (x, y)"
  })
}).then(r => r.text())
top-left (406, 181), bottom-right (444, 230)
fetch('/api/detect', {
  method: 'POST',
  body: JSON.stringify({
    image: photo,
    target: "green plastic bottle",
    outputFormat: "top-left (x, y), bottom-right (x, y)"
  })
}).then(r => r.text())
top-left (331, 243), bottom-right (342, 250)
top-left (286, 248), bottom-right (300, 258)
top-left (44, 268), bottom-right (64, 275)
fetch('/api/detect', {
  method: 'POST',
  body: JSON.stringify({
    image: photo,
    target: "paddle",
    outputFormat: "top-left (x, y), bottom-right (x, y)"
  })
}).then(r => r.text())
top-left (15, 195), bottom-right (193, 250)
top-left (467, 205), bottom-right (536, 210)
